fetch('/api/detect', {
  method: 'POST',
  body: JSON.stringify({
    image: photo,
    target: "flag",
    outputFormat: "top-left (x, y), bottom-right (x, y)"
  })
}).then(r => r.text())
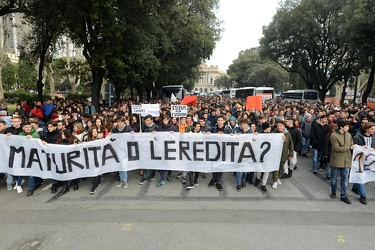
top-left (171, 93), bottom-right (177, 103)
top-left (181, 96), bottom-right (197, 106)
top-left (246, 96), bottom-right (262, 111)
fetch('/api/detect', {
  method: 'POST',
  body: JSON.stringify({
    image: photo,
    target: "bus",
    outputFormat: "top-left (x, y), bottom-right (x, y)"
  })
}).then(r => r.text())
top-left (235, 86), bottom-right (275, 100)
top-left (255, 87), bottom-right (275, 101)
top-left (221, 88), bottom-right (238, 98)
top-left (282, 89), bottom-right (319, 103)
top-left (160, 85), bottom-right (187, 100)
top-left (235, 87), bottom-right (256, 99)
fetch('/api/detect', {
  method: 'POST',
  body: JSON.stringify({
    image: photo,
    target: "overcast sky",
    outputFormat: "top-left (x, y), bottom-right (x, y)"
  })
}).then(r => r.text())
top-left (206, 0), bottom-right (281, 71)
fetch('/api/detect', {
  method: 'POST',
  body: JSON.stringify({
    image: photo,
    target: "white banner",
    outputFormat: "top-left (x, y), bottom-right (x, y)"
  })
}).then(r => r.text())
top-left (349, 146), bottom-right (375, 184)
top-left (0, 133), bottom-right (283, 181)
top-left (171, 105), bottom-right (187, 117)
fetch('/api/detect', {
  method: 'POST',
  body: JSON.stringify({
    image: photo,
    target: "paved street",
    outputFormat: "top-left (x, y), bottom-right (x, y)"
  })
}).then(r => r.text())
top-left (0, 153), bottom-right (374, 250)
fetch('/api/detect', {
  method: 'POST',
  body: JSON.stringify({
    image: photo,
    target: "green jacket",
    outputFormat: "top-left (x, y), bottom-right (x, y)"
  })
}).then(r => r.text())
top-left (330, 129), bottom-right (353, 168)
top-left (274, 129), bottom-right (294, 162)
top-left (19, 126), bottom-right (40, 139)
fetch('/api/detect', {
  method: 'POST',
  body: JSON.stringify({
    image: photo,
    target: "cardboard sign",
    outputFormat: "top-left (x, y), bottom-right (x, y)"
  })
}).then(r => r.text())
top-left (246, 96), bottom-right (262, 111)
top-left (171, 105), bottom-right (188, 117)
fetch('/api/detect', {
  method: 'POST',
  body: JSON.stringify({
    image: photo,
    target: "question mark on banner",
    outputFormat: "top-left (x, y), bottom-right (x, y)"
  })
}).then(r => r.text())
top-left (260, 142), bottom-right (270, 162)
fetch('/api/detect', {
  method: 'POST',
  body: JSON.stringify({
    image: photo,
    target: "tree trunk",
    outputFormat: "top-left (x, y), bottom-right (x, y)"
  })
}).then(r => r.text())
top-left (47, 63), bottom-right (55, 97)
top-left (362, 65), bottom-right (374, 105)
top-left (0, 66), bottom-right (4, 103)
top-left (37, 55), bottom-right (45, 102)
top-left (340, 80), bottom-right (348, 105)
top-left (91, 67), bottom-right (105, 111)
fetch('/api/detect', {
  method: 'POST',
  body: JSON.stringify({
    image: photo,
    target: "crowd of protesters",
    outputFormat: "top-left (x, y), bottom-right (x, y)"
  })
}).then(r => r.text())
top-left (0, 95), bottom-right (374, 205)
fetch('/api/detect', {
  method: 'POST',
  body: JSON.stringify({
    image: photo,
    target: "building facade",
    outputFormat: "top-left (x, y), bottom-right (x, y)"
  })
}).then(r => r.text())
top-left (194, 62), bottom-right (225, 94)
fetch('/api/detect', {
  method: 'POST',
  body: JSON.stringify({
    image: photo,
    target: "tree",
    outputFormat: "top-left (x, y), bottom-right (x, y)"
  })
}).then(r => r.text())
top-left (259, 0), bottom-right (357, 101)
top-left (21, 0), bottom-right (64, 102)
top-left (0, 0), bottom-right (28, 16)
top-left (17, 51), bottom-right (37, 92)
top-left (342, 0), bottom-right (375, 104)
top-left (215, 75), bottom-right (232, 89)
top-left (248, 64), bottom-right (288, 92)
top-left (227, 48), bottom-right (262, 87)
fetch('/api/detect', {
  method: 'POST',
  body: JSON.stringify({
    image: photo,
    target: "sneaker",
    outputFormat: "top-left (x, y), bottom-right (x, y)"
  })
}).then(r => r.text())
top-left (167, 175), bottom-right (173, 182)
top-left (150, 176), bottom-right (155, 181)
top-left (352, 187), bottom-right (360, 196)
top-left (181, 177), bottom-right (187, 184)
top-left (116, 182), bottom-right (123, 188)
top-left (236, 185), bottom-right (241, 192)
top-left (13, 185), bottom-right (18, 190)
top-left (122, 182), bottom-right (128, 189)
top-left (139, 178), bottom-right (147, 185)
top-left (7, 184), bottom-right (12, 191)
top-left (272, 182), bottom-right (277, 189)
top-left (340, 197), bottom-right (352, 204)
top-left (216, 182), bottom-right (223, 191)
top-left (277, 179), bottom-right (282, 185)
top-left (359, 196), bottom-right (367, 205)
top-left (156, 180), bottom-right (165, 187)
top-left (27, 190), bottom-right (34, 196)
top-left (176, 172), bottom-right (183, 179)
top-left (16, 185), bottom-right (23, 193)
top-left (194, 180), bottom-right (199, 186)
top-left (242, 182), bottom-right (246, 188)
top-left (208, 179), bottom-right (216, 187)
top-left (261, 185), bottom-right (268, 193)
top-left (313, 170), bottom-right (317, 174)
top-left (186, 184), bottom-right (194, 190)
top-left (90, 187), bottom-right (96, 194)
top-left (254, 179), bottom-right (261, 187)
top-left (330, 192), bottom-right (336, 199)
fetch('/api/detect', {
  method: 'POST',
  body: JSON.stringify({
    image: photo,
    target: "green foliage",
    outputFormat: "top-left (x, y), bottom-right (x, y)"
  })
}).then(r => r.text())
top-left (215, 75), bottom-right (232, 89)
top-left (66, 93), bottom-right (90, 102)
top-left (259, 0), bottom-right (357, 100)
top-left (17, 51), bottom-right (37, 91)
top-left (1, 61), bottom-right (17, 91)
top-left (4, 89), bottom-right (51, 103)
top-left (228, 48), bottom-right (262, 87)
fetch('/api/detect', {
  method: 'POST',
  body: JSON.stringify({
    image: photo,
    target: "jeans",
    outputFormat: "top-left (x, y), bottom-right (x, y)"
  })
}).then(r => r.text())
top-left (28, 176), bottom-right (42, 190)
top-left (6, 174), bottom-right (13, 185)
top-left (301, 137), bottom-right (310, 155)
top-left (235, 172), bottom-right (247, 186)
top-left (13, 176), bottom-right (23, 186)
top-left (331, 167), bottom-right (349, 198)
top-left (188, 172), bottom-right (200, 185)
top-left (119, 171), bottom-right (128, 183)
top-left (312, 149), bottom-right (323, 170)
top-left (212, 172), bottom-right (223, 183)
top-left (142, 169), bottom-right (156, 180)
top-left (325, 161), bottom-right (331, 178)
top-left (159, 170), bottom-right (172, 181)
top-left (352, 183), bottom-right (366, 196)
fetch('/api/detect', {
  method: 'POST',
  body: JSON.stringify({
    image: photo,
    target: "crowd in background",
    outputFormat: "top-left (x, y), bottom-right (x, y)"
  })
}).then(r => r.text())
top-left (0, 96), bottom-right (374, 205)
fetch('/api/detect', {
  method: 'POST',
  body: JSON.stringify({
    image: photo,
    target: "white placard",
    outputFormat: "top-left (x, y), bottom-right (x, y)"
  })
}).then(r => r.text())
top-left (171, 105), bottom-right (187, 117)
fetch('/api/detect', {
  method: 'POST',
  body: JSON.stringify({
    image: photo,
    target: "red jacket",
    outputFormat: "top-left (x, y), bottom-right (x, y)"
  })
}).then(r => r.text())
top-left (31, 106), bottom-right (44, 119)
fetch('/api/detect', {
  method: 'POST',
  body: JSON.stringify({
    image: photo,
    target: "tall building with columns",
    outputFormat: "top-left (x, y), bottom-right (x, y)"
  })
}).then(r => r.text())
top-left (194, 62), bottom-right (225, 94)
